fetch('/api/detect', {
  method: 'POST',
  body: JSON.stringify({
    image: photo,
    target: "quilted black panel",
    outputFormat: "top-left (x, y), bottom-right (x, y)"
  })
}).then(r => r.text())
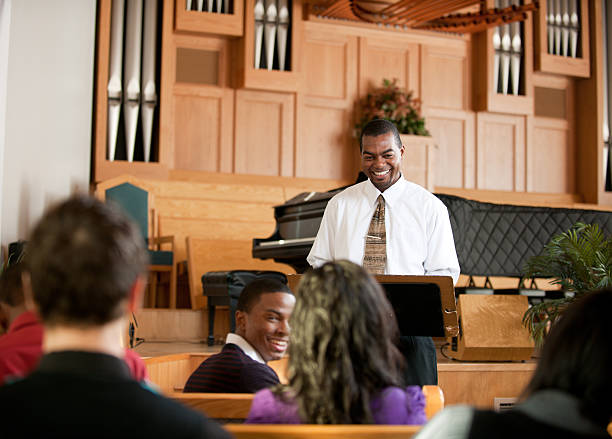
top-left (435, 194), bottom-right (612, 277)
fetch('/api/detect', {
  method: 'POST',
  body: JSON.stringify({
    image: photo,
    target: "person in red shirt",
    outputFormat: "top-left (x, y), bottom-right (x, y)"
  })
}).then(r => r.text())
top-left (0, 263), bottom-right (42, 385)
top-left (0, 263), bottom-right (148, 385)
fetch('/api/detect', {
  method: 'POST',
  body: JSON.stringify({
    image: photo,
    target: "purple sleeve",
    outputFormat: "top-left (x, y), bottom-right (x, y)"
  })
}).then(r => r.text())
top-left (245, 389), bottom-right (301, 424)
top-left (371, 386), bottom-right (427, 425)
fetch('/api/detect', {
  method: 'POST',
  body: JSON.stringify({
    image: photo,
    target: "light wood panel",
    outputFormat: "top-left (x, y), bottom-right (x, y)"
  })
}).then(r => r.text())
top-left (296, 29), bottom-right (358, 180)
top-left (426, 108), bottom-right (475, 189)
top-left (235, 90), bottom-right (295, 176)
top-left (160, 217), bottom-right (276, 263)
top-left (173, 89), bottom-right (234, 172)
top-left (133, 310), bottom-right (212, 342)
top-left (476, 112), bottom-right (526, 192)
top-left (296, 102), bottom-right (357, 180)
top-left (144, 353), bottom-right (209, 392)
top-left (399, 134), bottom-right (436, 191)
top-left (186, 237), bottom-right (295, 309)
top-left (303, 32), bottom-right (356, 100)
top-left (532, 118), bottom-right (573, 194)
top-left (358, 36), bottom-right (419, 98)
top-left (172, 392), bottom-right (254, 419)
top-left (438, 362), bottom-right (535, 408)
top-left (421, 42), bottom-right (470, 111)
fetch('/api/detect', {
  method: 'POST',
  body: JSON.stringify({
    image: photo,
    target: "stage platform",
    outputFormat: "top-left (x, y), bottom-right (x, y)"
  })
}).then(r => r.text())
top-left (136, 341), bottom-right (536, 409)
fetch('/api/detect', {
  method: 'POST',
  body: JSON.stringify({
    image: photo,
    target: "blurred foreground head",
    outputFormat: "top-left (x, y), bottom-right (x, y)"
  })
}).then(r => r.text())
top-left (25, 195), bottom-right (148, 327)
top-left (525, 288), bottom-right (612, 427)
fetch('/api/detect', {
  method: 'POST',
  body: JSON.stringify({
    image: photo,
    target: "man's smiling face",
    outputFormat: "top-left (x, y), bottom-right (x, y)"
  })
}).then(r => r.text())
top-left (237, 291), bottom-right (295, 362)
top-left (361, 131), bottom-right (405, 193)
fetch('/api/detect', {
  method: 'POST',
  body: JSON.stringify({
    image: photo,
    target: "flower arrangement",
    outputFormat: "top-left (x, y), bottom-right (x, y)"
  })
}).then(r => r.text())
top-left (355, 78), bottom-right (430, 138)
top-left (522, 222), bottom-right (612, 346)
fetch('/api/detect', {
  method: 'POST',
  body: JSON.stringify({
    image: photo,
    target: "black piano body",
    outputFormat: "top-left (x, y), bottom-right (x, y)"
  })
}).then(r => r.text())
top-left (252, 187), bottom-right (345, 273)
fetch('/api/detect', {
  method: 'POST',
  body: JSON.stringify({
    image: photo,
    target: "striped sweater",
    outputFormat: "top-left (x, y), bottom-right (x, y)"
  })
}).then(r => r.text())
top-left (183, 343), bottom-right (279, 393)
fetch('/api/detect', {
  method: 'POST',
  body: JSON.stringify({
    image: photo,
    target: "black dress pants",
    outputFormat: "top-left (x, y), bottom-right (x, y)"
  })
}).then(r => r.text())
top-left (399, 335), bottom-right (438, 386)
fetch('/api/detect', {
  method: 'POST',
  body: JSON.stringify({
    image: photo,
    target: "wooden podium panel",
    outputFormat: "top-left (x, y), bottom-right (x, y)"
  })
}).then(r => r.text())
top-left (446, 295), bottom-right (534, 361)
top-left (287, 274), bottom-right (458, 338)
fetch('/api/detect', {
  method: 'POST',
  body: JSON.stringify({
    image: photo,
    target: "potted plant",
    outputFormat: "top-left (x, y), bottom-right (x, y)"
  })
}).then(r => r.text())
top-left (355, 78), bottom-right (430, 137)
top-left (522, 222), bottom-right (612, 346)
top-left (355, 78), bottom-right (435, 190)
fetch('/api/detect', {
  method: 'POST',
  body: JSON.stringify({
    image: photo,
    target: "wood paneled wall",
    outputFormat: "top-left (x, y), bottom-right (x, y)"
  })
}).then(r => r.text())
top-left (94, 1), bottom-right (603, 207)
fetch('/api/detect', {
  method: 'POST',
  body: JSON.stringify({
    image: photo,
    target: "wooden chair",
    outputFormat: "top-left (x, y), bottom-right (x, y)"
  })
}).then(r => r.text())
top-left (96, 176), bottom-right (177, 308)
top-left (170, 385), bottom-right (444, 422)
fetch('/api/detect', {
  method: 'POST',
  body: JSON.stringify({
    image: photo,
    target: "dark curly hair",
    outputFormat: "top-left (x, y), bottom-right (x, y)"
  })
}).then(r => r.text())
top-left (283, 260), bottom-right (404, 424)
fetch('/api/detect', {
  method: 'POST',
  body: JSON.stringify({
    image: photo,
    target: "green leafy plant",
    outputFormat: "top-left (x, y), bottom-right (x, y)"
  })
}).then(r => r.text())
top-left (355, 78), bottom-right (430, 138)
top-left (522, 222), bottom-right (612, 345)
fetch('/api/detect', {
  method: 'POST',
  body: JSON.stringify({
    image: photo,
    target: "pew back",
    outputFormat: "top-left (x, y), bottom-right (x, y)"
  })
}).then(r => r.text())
top-left (170, 385), bottom-right (444, 422)
top-left (225, 424), bottom-right (422, 439)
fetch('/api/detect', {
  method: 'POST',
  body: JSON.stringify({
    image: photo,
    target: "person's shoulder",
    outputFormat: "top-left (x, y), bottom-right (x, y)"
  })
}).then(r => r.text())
top-left (400, 180), bottom-right (447, 209)
top-left (329, 181), bottom-right (368, 203)
top-left (203, 343), bottom-right (245, 363)
top-left (240, 360), bottom-right (280, 391)
top-left (373, 386), bottom-right (426, 425)
top-left (414, 405), bottom-right (474, 439)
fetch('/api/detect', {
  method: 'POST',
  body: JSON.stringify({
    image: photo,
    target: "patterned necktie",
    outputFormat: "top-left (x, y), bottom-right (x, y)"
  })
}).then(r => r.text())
top-left (363, 195), bottom-right (387, 274)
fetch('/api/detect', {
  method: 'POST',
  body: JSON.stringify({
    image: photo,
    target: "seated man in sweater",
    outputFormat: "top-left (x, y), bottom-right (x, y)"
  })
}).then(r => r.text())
top-left (184, 278), bottom-right (295, 393)
top-left (0, 263), bottom-right (42, 385)
top-left (0, 196), bottom-right (229, 439)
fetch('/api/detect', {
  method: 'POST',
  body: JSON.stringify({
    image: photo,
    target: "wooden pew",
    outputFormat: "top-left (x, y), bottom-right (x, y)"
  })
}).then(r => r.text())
top-left (225, 424), bottom-right (422, 439)
top-left (144, 353), bottom-right (288, 393)
top-left (170, 385), bottom-right (444, 422)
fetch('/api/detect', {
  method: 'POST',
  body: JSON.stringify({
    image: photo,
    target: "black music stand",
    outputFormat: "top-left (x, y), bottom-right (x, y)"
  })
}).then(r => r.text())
top-left (287, 274), bottom-right (458, 338)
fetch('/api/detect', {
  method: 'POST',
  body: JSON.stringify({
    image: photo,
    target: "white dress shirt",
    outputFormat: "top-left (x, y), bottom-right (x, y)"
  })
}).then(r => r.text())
top-left (307, 177), bottom-right (460, 284)
top-left (225, 333), bottom-right (265, 364)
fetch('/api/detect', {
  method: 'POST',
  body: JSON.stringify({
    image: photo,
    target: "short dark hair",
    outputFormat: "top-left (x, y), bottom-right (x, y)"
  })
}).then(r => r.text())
top-left (25, 195), bottom-right (148, 327)
top-left (523, 289), bottom-right (612, 427)
top-left (359, 119), bottom-right (402, 152)
top-left (0, 263), bottom-right (25, 307)
top-left (236, 278), bottom-right (292, 313)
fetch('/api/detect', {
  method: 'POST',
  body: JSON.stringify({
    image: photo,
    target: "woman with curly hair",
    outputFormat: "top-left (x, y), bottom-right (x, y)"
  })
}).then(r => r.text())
top-left (245, 260), bottom-right (426, 424)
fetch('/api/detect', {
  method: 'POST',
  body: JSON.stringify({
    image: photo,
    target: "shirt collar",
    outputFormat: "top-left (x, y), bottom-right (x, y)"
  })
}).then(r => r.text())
top-left (8, 311), bottom-right (40, 333)
top-left (226, 333), bottom-right (266, 364)
top-left (364, 175), bottom-right (407, 208)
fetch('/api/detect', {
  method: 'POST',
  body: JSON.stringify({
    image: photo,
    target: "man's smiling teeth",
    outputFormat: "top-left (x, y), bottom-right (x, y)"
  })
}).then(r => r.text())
top-left (374, 170), bottom-right (390, 176)
top-left (269, 339), bottom-right (288, 348)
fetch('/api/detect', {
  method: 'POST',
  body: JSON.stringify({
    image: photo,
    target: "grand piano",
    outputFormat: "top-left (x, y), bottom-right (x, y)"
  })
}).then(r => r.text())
top-left (252, 185), bottom-right (347, 273)
top-left (252, 176), bottom-right (612, 278)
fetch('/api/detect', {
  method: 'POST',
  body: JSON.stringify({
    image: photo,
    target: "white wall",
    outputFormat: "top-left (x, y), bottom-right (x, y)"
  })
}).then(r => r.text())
top-left (0, 0), bottom-right (96, 256)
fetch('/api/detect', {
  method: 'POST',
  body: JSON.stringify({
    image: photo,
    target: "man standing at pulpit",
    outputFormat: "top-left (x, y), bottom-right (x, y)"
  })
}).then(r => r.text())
top-left (307, 118), bottom-right (460, 385)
